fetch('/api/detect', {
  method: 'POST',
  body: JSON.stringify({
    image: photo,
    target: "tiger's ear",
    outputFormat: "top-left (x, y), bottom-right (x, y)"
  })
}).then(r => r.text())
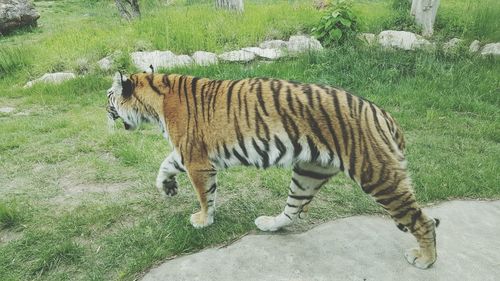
top-left (113, 72), bottom-right (133, 99)
top-left (121, 77), bottom-right (133, 99)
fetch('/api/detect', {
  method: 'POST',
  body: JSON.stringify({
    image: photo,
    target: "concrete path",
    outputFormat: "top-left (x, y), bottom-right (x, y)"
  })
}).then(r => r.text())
top-left (142, 201), bottom-right (500, 281)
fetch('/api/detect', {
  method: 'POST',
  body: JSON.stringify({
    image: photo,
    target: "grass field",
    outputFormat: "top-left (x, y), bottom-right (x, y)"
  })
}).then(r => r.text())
top-left (1, 0), bottom-right (499, 280)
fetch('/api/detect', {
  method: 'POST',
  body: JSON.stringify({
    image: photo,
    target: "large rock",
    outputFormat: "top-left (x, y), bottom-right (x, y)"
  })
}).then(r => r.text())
top-left (192, 51), bottom-right (218, 66)
top-left (0, 0), bottom-right (40, 34)
top-left (480, 43), bottom-right (500, 56)
top-left (242, 47), bottom-right (284, 60)
top-left (141, 200), bottom-right (500, 281)
top-left (219, 50), bottom-right (255, 62)
top-left (378, 30), bottom-right (433, 51)
top-left (24, 72), bottom-right (76, 88)
top-left (287, 35), bottom-right (323, 53)
top-left (131, 51), bottom-right (193, 71)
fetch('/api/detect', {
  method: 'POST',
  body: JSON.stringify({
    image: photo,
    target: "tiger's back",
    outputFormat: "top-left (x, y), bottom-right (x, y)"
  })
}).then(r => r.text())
top-left (159, 75), bottom-right (404, 182)
top-left (107, 72), bottom-right (438, 269)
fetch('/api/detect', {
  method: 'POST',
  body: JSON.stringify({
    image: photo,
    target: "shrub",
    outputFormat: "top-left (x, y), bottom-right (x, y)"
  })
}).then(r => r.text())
top-left (312, 0), bottom-right (359, 47)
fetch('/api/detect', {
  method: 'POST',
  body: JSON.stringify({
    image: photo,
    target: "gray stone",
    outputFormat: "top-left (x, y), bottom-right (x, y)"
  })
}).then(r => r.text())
top-left (142, 200), bottom-right (500, 281)
top-left (173, 54), bottom-right (194, 67)
top-left (131, 51), bottom-right (193, 71)
top-left (191, 51), bottom-right (218, 66)
top-left (218, 50), bottom-right (255, 62)
top-left (24, 72), bottom-right (76, 88)
top-left (442, 37), bottom-right (462, 53)
top-left (287, 35), bottom-right (323, 54)
top-left (97, 57), bottom-right (113, 71)
top-left (259, 39), bottom-right (288, 49)
top-left (0, 0), bottom-right (39, 34)
top-left (0, 106), bottom-right (15, 113)
top-left (378, 30), bottom-right (433, 51)
top-left (357, 33), bottom-right (376, 45)
top-left (469, 40), bottom-right (481, 53)
top-left (242, 47), bottom-right (284, 60)
top-left (480, 43), bottom-right (500, 56)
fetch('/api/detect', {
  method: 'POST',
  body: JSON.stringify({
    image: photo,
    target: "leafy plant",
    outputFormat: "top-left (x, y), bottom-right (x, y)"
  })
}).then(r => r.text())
top-left (312, 0), bottom-right (359, 47)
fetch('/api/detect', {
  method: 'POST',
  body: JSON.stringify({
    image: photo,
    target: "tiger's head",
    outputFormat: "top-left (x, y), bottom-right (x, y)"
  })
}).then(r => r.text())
top-left (106, 71), bottom-right (163, 132)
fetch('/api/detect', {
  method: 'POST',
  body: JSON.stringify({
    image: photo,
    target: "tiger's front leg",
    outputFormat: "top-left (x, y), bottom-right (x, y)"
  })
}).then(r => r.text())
top-left (156, 151), bottom-right (185, 197)
top-left (185, 164), bottom-right (218, 228)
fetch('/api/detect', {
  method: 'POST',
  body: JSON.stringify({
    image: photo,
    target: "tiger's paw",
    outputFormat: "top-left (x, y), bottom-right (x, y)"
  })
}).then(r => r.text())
top-left (404, 248), bottom-right (436, 269)
top-left (255, 216), bottom-right (279, 232)
top-left (190, 211), bottom-right (214, 229)
top-left (255, 214), bottom-right (293, 232)
top-left (156, 179), bottom-right (178, 197)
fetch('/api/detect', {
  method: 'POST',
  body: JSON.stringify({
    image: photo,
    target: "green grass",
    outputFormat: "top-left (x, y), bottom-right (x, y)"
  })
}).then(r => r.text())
top-left (1, 0), bottom-right (499, 280)
top-left (1, 47), bottom-right (498, 280)
top-left (436, 0), bottom-right (500, 41)
top-left (0, 202), bottom-right (25, 230)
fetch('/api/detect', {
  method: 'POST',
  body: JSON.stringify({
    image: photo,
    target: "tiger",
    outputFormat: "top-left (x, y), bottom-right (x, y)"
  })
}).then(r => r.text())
top-left (106, 71), bottom-right (439, 269)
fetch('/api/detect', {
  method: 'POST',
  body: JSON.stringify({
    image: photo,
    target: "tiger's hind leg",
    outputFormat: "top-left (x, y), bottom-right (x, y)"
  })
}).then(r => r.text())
top-left (255, 162), bottom-right (339, 232)
top-left (362, 170), bottom-right (438, 269)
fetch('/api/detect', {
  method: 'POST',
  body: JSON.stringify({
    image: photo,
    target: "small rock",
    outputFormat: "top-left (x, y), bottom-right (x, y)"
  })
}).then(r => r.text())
top-left (443, 38), bottom-right (463, 53)
top-left (357, 33), bottom-right (376, 45)
top-left (173, 55), bottom-right (194, 67)
top-left (192, 51), bottom-right (218, 66)
top-left (480, 43), bottom-right (500, 56)
top-left (287, 35), bottom-right (323, 54)
top-left (242, 47), bottom-right (284, 60)
top-left (259, 40), bottom-right (288, 49)
top-left (131, 51), bottom-right (192, 71)
top-left (219, 50), bottom-right (255, 62)
top-left (378, 30), bottom-right (433, 51)
top-left (0, 107), bottom-right (15, 113)
top-left (24, 72), bottom-right (76, 88)
top-left (469, 40), bottom-right (481, 53)
top-left (97, 57), bottom-right (113, 71)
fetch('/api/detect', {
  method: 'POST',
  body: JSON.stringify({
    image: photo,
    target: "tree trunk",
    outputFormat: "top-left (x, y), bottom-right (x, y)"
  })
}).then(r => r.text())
top-left (411, 0), bottom-right (440, 37)
top-left (215, 0), bottom-right (244, 13)
top-left (115, 0), bottom-right (141, 21)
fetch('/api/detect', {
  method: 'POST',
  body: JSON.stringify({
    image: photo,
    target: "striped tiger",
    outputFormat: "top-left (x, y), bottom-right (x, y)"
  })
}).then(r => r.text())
top-left (106, 71), bottom-right (439, 269)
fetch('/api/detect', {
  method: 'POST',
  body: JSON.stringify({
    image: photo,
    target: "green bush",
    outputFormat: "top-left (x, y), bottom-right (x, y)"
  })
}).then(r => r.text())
top-left (312, 0), bottom-right (359, 47)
